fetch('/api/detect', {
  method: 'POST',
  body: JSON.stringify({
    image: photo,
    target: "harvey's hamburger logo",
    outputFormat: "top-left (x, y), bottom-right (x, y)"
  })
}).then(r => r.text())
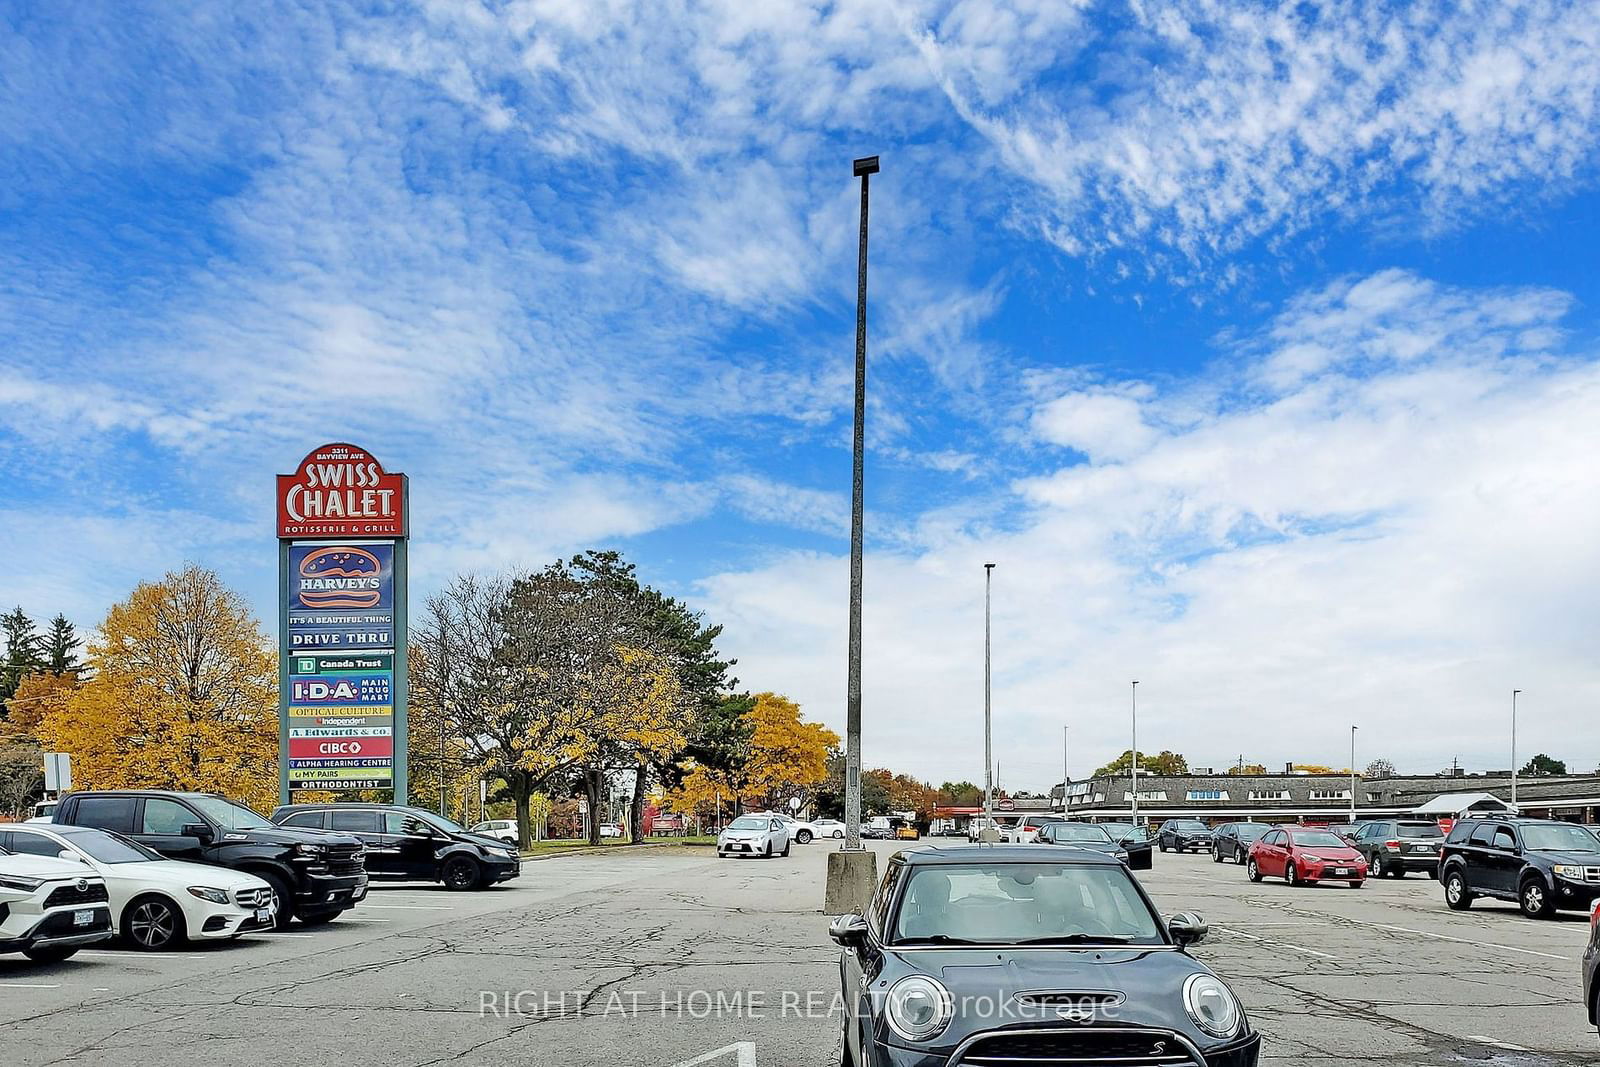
top-left (297, 547), bottom-right (384, 610)
top-left (277, 443), bottom-right (406, 538)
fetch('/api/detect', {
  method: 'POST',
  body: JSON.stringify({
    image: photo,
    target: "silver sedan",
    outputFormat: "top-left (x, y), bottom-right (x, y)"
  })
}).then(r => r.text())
top-left (717, 815), bottom-right (791, 858)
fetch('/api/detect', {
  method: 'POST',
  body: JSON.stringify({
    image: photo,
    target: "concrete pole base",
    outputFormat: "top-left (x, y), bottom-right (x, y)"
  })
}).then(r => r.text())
top-left (824, 848), bottom-right (879, 915)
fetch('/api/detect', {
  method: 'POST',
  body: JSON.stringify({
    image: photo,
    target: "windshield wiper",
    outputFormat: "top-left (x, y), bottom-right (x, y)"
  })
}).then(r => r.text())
top-left (896, 934), bottom-right (984, 945)
top-left (1012, 934), bottom-right (1136, 946)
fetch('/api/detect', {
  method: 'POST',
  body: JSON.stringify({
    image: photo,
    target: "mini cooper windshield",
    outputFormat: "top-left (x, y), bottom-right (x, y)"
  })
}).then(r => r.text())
top-left (892, 862), bottom-right (1164, 947)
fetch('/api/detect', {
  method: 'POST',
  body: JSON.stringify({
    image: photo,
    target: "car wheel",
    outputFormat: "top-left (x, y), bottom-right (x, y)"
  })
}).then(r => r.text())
top-left (1159, 841), bottom-right (1169, 853)
top-left (1519, 877), bottom-right (1555, 919)
top-left (254, 869), bottom-right (296, 929)
top-left (1349, 880), bottom-right (1363, 889)
top-left (1247, 858), bottom-right (1262, 883)
top-left (1443, 869), bottom-right (1473, 910)
top-left (1286, 862), bottom-right (1299, 886)
top-left (781, 840), bottom-right (791, 857)
top-left (1394, 868), bottom-right (1406, 878)
top-left (441, 856), bottom-right (483, 891)
top-left (123, 894), bottom-right (185, 951)
top-left (1212, 846), bottom-right (1222, 863)
top-left (764, 842), bottom-right (773, 858)
top-left (833, 830), bottom-right (844, 839)
top-left (797, 830), bottom-right (813, 844)
top-left (22, 945), bottom-right (79, 964)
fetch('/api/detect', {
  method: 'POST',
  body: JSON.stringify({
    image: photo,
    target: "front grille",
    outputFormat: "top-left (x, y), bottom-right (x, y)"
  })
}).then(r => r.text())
top-left (44, 881), bottom-right (109, 908)
top-left (234, 886), bottom-right (271, 908)
top-left (324, 845), bottom-right (365, 877)
top-left (957, 1027), bottom-right (1196, 1065)
top-left (35, 907), bottom-right (110, 937)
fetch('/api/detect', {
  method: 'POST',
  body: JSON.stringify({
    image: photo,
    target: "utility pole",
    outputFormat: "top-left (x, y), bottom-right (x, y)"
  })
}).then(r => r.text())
top-left (1350, 725), bottom-right (1358, 824)
top-left (1062, 725), bottom-right (1069, 815)
top-left (983, 562), bottom-right (995, 830)
top-left (1130, 681), bottom-right (1140, 824)
top-left (1511, 689), bottom-right (1521, 808)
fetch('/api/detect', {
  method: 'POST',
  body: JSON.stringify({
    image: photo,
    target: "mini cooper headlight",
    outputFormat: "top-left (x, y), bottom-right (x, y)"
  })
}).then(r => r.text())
top-left (884, 975), bottom-right (953, 1042)
top-left (1183, 973), bottom-right (1241, 1038)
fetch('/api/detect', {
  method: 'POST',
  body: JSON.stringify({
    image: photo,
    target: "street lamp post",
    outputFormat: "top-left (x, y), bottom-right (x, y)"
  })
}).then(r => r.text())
top-left (1511, 689), bottom-right (1521, 808)
top-left (984, 562), bottom-right (995, 831)
top-left (1062, 725), bottom-right (1069, 815)
top-left (1350, 725), bottom-right (1358, 824)
top-left (1130, 681), bottom-right (1140, 824)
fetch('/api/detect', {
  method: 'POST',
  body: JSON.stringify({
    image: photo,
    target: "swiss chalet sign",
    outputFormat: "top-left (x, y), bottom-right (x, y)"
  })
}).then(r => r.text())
top-left (276, 443), bottom-right (407, 538)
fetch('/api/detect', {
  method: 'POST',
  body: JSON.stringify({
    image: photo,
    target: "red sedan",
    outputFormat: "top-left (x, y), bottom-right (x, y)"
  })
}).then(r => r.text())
top-left (1247, 827), bottom-right (1368, 888)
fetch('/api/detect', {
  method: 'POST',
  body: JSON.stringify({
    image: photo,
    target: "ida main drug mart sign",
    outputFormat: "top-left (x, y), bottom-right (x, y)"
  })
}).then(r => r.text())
top-left (277, 442), bottom-right (407, 538)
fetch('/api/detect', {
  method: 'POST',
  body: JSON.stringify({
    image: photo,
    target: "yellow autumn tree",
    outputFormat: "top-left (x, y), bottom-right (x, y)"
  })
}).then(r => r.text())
top-left (740, 692), bottom-right (838, 811)
top-left (0, 670), bottom-right (79, 743)
top-left (39, 564), bottom-right (279, 810)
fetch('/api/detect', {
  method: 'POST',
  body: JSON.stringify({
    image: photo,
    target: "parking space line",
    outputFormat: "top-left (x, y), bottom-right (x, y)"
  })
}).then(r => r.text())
top-left (1466, 1036), bottom-right (1530, 1052)
top-left (358, 904), bottom-right (453, 910)
top-left (1341, 919), bottom-right (1570, 961)
top-left (260, 932), bottom-right (317, 938)
top-left (1218, 927), bottom-right (1340, 960)
top-left (0, 982), bottom-right (61, 989)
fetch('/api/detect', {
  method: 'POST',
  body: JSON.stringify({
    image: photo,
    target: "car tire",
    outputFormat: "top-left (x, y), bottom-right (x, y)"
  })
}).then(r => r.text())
top-left (1519, 877), bottom-right (1555, 920)
top-left (123, 894), bottom-right (186, 951)
top-left (1286, 862), bottom-right (1300, 886)
top-left (1443, 869), bottom-right (1473, 910)
top-left (1426, 868), bottom-right (1438, 879)
top-left (781, 841), bottom-right (791, 857)
top-left (254, 869), bottom-right (296, 929)
top-left (796, 830), bottom-right (813, 844)
top-left (1159, 841), bottom-right (1169, 853)
top-left (441, 856), bottom-right (483, 891)
top-left (764, 842), bottom-right (773, 859)
top-left (1349, 880), bottom-right (1363, 889)
top-left (1212, 846), bottom-right (1222, 863)
top-left (22, 946), bottom-right (79, 964)
top-left (833, 830), bottom-right (844, 839)
top-left (1247, 858), bottom-right (1262, 883)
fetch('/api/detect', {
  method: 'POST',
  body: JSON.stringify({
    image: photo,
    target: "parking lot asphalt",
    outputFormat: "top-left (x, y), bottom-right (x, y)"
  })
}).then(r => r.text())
top-left (0, 841), bottom-right (1595, 1066)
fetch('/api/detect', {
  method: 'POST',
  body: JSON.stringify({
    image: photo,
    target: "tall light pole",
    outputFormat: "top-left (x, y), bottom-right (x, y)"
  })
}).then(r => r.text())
top-left (1062, 725), bottom-right (1070, 815)
top-left (983, 563), bottom-right (995, 830)
top-left (841, 154), bottom-right (878, 853)
top-left (1511, 689), bottom-right (1521, 808)
top-left (1349, 725), bottom-right (1358, 824)
top-left (1130, 681), bottom-right (1140, 824)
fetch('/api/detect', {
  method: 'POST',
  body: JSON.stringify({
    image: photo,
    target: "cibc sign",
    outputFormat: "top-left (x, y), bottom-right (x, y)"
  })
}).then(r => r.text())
top-left (277, 444), bottom-right (410, 804)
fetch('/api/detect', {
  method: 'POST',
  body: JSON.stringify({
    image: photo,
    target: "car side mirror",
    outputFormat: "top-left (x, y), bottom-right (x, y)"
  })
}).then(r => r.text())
top-left (181, 823), bottom-right (214, 843)
top-left (828, 913), bottom-right (870, 948)
top-left (57, 849), bottom-right (86, 864)
top-left (1167, 911), bottom-right (1208, 949)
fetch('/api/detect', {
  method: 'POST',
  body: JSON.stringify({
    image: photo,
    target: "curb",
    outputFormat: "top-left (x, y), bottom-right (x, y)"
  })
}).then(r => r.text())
top-left (518, 839), bottom-right (717, 861)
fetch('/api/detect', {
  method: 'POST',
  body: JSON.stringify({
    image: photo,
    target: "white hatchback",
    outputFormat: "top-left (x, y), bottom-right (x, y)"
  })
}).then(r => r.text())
top-left (2, 823), bottom-right (276, 951)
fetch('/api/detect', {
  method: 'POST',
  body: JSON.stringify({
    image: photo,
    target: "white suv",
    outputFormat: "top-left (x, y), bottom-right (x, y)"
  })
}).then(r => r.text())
top-left (0, 848), bottom-right (115, 963)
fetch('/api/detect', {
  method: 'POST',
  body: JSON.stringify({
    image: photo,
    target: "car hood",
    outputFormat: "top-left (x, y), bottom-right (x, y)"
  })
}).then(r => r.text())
top-left (0, 854), bottom-right (96, 880)
top-left (720, 829), bottom-right (767, 839)
top-left (218, 826), bottom-right (364, 849)
top-left (1296, 848), bottom-right (1360, 862)
top-left (876, 946), bottom-right (1240, 1052)
top-left (457, 832), bottom-right (517, 850)
top-left (103, 860), bottom-right (271, 890)
top-left (1534, 850), bottom-right (1600, 866)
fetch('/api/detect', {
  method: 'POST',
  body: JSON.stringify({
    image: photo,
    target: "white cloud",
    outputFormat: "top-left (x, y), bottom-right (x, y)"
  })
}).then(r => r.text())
top-left (1032, 388), bottom-right (1156, 463)
top-left (702, 272), bottom-right (1600, 784)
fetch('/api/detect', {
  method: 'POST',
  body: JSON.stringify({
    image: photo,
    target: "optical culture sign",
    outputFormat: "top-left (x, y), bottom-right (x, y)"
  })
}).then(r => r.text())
top-left (277, 443), bottom-right (406, 538)
top-left (278, 443), bottom-right (409, 803)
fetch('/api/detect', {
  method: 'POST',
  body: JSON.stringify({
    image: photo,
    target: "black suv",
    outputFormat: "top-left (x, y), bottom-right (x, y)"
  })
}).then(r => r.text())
top-left (1349, 818), bottom-right (1444, 878)
top-left (1157, 819), bottom-right (1212, 854)
top-left (1211, 822), bottom-right (1270, 864)
top-left (1439, 816), bottom-right (1600, 919)
top-left (53, 790), bottom-right (368, 927)
top-left (271, 803), bottom-right (520, 890)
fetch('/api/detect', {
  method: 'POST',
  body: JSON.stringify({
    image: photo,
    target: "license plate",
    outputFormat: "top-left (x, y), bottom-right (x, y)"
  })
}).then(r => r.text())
top-left (73, 909), bottom-right (96, 927)
top-left (1333, 868), bottom-right (1350, 876)
top-left (255, 907), bottom-right (273, 923)
top-left (1412, 846), bottom-right (1433, 853)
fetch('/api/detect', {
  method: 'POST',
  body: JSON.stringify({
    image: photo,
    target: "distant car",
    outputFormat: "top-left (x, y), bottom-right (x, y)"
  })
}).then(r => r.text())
top-left (860, 825), bottom-right (891, 840)
top-left (1349, 819), bottom-right (1444, 878)
top-left (830, 845), bottom-right (1260, 1067)
top-left (1082, 822), bottom-right (1155, 871)
top-left (1320, 822), bottom-right (1371, 844)
top-left (965, 817), bottom-right (996, 842)
top-left (0, 846), bottom-right (114, 962)
top-left (1248, 827), bottom-right (1367, 888)
top-left (1158, 819), bottom-right (1213, 854)
top-left (1006, 815), bottom-right (1065, 844)
top-left (469, 819), bottom-right (519, 845)
top-left (1584, 899), bottom-right (1598, 1035)
top-left (1439, 817), bottom-right (1600, 919)
top-left (717, 814), bottom-right (791, 858)
top-left (26, 800), bottom-right (57, 824)
top-left (810, 819), bottom-right (846, 839)
top-left (1, 823), bottom-right (275, 950)
top-left (272, 804), bottom-right (519, 891)
top-left (599, 823), bottom-right (624, 839)
top-left (1035, 822), bottom-right (1128, 864)
top-left (1211, 822), bottom-right (1270, 865)
top-left (764, 812), bottom-right (817, 844)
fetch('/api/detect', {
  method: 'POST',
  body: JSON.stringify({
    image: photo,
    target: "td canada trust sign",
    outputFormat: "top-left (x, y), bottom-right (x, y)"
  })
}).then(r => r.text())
top-left (276, 443), bottom-right (410, 805)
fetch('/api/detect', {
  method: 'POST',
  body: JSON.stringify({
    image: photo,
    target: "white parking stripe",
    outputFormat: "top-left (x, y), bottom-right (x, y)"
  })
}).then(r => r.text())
top-left (1341, 919), bottom-right (1570, 961)
top-left (0, 982), bottom-right (60, 989)
top-left (1219, 927), bottom-right (1341, 960)
top-left (357, 904), bottom-right (452, 910)
top-left (1467, 1036), bottom-right (1530, 1052)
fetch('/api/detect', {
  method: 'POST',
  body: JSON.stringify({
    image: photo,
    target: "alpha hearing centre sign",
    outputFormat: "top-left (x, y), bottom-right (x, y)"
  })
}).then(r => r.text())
top-left (287, 542), bottom-right (395, 651)
top-left (277, 442), bottom-right (406, 538)
top-left (278, 443), bottom-right (409, 803)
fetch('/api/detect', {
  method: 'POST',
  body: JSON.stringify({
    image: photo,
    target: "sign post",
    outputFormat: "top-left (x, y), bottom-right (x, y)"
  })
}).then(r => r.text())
top-left (276, 443), bottom-right (409, 806)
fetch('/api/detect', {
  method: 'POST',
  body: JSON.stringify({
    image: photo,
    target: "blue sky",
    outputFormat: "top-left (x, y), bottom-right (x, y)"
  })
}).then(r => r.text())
top-left (4, 1), bottom-right (1600, 785)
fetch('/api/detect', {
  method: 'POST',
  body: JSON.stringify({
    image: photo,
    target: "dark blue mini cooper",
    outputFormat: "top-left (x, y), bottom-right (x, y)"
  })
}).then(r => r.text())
top-left (830, 845), bottom-right (1260, 1066)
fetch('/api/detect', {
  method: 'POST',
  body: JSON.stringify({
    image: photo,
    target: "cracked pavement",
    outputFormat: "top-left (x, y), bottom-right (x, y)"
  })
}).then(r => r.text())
top-left (1, 842), bottom-right (1596, 1065)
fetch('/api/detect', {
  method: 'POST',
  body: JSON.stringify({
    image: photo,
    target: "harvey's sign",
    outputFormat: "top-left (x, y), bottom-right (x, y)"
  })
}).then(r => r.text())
top-left (276, 443), bottom-right (407, 538)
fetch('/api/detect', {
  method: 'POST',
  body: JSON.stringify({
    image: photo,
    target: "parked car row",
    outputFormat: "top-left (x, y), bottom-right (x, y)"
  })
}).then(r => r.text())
top-left (1, 789), bottom-right (523, 962)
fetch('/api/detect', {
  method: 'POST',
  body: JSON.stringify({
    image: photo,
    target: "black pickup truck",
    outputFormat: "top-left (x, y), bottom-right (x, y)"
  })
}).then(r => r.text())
top-left (53, 790), bottom-right (368, 928)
